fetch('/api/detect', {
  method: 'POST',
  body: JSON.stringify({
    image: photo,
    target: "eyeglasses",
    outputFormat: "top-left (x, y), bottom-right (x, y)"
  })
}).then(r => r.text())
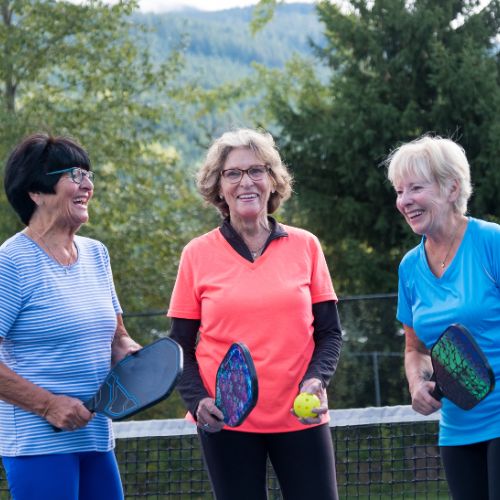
top-left (46, 167), bottom-right (95, 184)
top-left (220, 165), bottom-right (269, 184)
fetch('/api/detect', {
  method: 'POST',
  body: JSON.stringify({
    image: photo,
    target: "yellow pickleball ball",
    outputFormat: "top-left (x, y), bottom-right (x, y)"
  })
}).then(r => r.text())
top-left (293, 392), bottom-right (321, 418)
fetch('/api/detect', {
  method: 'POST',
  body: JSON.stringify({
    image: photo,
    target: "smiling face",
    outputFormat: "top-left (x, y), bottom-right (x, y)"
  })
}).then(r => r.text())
top-left (219, 147), bottom-right (273, 223)
top-left (32, 170), bottom-right (94, 230)
top-left (394, 173), bottom-right (454, 237)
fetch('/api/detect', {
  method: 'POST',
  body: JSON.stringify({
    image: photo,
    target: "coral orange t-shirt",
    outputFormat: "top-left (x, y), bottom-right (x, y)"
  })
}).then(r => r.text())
top-left (167, 225), bottom-right (337, 433)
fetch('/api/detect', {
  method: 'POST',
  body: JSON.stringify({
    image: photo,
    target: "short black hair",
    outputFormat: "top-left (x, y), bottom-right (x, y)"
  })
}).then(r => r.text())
top-left (4, 133), bottom-right (91, 225)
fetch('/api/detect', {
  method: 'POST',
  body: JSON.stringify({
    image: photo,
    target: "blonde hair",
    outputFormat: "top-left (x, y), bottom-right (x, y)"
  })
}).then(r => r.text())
top-left (196, 128), bottom-right (293, 217)
top-left (386, 135), bottom-right (472, 214)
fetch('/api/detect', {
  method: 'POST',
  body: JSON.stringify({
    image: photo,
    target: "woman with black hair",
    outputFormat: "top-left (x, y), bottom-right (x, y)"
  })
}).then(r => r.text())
top-left (0, 133), bottom-right (140, 499)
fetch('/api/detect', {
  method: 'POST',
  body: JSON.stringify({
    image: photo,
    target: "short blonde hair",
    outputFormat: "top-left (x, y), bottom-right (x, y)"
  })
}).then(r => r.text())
top-left (196, 128), bottom-right (293, 217)
top-left (386, 135), bottom-right (472, 215)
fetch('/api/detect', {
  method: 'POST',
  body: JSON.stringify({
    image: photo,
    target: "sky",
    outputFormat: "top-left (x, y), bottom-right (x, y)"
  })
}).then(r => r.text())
top-left (138, 0), bottom-right (315, 12)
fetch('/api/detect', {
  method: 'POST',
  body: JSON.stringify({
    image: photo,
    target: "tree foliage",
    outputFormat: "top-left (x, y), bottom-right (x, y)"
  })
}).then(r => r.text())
top-left (134, 3), bottom-right (323, 164)
top-left (0, 1), bottom-right (330, 418)
top-left (260, 0), bottom-right (500, 293)
top-left (0, 0), bottom-right (211, 323)
top-left (250, 0), bottom-right (281, 33)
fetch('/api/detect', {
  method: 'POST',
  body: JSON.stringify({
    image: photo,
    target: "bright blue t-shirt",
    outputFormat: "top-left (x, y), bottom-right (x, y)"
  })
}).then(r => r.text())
top-left (397, 217), bottom-right (500, 446)
top-left (0, 233), bottom-right (122, 456)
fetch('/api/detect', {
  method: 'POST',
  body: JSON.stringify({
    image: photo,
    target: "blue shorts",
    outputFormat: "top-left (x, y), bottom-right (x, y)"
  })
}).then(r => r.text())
top-left (2, 450), bottom-right (123, 500)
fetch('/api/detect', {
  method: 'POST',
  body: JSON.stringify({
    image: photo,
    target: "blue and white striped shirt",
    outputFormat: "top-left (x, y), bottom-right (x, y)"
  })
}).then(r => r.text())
top-left (0, 232), bottom-right (122, 456)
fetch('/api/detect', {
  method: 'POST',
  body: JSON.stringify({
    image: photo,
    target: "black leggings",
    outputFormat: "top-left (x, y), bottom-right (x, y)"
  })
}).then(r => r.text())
top-left (441, 437), bottom-right (500, 500)
top-left (197, 423), bottom-right (338, 500)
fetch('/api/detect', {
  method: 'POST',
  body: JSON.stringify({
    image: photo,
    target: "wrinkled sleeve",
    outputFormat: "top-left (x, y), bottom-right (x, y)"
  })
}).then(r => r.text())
top-left (302, 300), bottom-right (342, 388)
top-left (167, 244), bottom-right (201, 320)
top-left (169, 318), bottom-right (208, 418)
top-left (397, 261), bottom-right (413, 327)
top-left (309, 235), bottom-right (337, 304)
top-left (0, 252), bottom-right (22, 339)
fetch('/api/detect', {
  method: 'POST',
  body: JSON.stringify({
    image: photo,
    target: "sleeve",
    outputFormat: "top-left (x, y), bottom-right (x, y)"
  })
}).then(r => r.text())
top-left (99, 242), bottom-right (122, 315)
top-left (302, 300), bottom-right (342, 388)
top-left (169, 318), bottom-right (209, 417)
top-left (309, 235), bottom-right (337, 304)
top-left (0, 252), bottom-right (22, 339)
top-left (482, 220), bottom-right (500, 287)
top-left (167, 244), bottom-right (201, 320)
top-left (396, 260), bottom-right (413, 327)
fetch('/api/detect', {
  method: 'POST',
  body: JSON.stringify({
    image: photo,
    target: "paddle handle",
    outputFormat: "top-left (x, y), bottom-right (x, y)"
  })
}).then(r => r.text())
top-left (51, 399), bottom-right (93, 432)
top-left (83, 398), bottom-right (95, 412)
top-left (429, 372), bottom-right (443, 401)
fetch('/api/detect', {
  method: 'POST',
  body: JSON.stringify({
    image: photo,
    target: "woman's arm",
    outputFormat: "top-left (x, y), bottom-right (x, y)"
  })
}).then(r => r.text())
top-left (404, 324), bottom-right (441, 415)
top-left (169, 318), bottom-right (225, 432)
top-left (111, 314), bottom-right (141, 366)
top-left (302, 300), bottom-right (342, 387)
top-left (0, 315), bottom-right (139, 429)
top-left (169, 318), bottom-right (210, 417)
top-left (0, 342), bottom-right (93, 430)
top-left (296, 300), bottom-right (342, 424)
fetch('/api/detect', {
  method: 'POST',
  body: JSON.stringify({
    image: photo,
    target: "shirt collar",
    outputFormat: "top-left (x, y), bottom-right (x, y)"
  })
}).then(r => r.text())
top-left (219, 216), bottom-right (288, 262)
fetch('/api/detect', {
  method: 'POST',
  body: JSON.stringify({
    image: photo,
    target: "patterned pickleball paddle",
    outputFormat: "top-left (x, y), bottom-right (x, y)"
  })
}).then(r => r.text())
top-left (215, 343), bottom-right (258, 427)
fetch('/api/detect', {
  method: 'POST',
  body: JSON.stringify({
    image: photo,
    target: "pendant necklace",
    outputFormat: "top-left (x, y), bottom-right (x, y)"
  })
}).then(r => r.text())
top-left (247, 227), bottom-right (271, 260)
top-left (250, 243), bottom-right (267, 259)
top-left (26, 227), bottom-right (75, 273)
top-left (439, 220), bottom-right (462, 269)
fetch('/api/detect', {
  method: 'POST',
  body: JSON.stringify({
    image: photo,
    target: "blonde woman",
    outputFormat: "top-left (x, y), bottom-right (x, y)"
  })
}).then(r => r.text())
top-left (387, 135), bottom-right (500, 499)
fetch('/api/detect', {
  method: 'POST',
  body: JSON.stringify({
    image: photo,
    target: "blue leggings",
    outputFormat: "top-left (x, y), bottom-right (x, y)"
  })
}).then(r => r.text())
top-left (2, 450), bottom-right (123, 500)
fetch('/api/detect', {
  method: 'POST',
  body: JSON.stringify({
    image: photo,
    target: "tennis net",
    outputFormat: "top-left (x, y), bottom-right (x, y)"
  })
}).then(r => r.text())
top-left (0, 405), bottom-right (448, 499)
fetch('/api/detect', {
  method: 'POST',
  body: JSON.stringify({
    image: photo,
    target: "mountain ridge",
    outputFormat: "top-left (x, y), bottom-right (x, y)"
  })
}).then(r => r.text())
top-left (134, 3), bottom-right (323, 84)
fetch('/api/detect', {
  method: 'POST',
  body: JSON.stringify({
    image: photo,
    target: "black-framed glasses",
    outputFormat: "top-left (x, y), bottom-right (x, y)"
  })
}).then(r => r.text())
top-left (220, 165), bottom-right (269, 184)
top-left (46, 167), bottom-right (95, 184)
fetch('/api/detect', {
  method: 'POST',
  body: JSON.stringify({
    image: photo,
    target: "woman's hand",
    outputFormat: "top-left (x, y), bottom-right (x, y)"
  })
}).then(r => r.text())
top-left (403, 324), bottom-right (442, 416)
top-left (111, 335), bottom-right (142, 366)
top-left (111, 314), bottom-right (141, 366)
top-left (0, 361), bottom-right (93, 431)
top-left (42, 394), bottom-right (94, 431)
top-left (196, 397), bottom-right (225, 433)
top-left (292, 377), bottom-right (328, 425)
top-left (410, 379), bottom-right (442, 415)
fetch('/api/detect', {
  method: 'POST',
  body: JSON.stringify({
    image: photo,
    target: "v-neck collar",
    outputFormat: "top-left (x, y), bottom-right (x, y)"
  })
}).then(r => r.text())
top-left (420, 217), bottom-right (470, 281)
top-left (219, 216), bottom-right (288, 262)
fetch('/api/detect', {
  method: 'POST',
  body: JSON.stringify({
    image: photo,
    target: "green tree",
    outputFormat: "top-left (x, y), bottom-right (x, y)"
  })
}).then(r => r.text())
top-left (0, 0), bottom-right (211, 316)
top-left (260, 0), bottom-right (500, 294)
top-left (0, 0), bottom-right (215, 419)
top-left (0, 0), bottom-right (179, 160)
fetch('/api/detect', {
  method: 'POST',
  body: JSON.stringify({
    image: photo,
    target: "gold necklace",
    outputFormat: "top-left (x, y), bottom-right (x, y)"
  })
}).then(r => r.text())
top-left (438, 220), bottom-right (462, 269)
top-left (26, 227), bottom-right (76, 272)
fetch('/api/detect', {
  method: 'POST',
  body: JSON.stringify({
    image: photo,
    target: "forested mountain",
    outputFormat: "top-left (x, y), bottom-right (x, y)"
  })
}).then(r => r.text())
top-left (135, 3), bottom-right (324, 87)
top-left (129, 3), bottom-right (327, 164)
